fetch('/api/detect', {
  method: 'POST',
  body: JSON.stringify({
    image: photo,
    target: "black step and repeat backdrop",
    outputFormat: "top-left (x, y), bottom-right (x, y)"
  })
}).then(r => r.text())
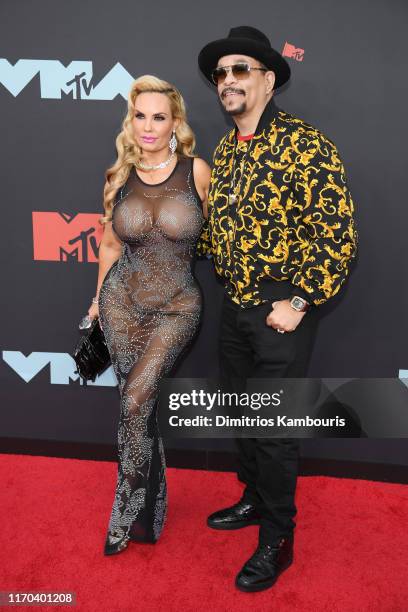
top-left (1, 0), bottom-right (407, 471)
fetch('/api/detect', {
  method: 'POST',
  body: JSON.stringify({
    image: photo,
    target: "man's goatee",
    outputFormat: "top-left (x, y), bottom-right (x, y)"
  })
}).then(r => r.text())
top-left (225, 102), bottom-right (247, 116)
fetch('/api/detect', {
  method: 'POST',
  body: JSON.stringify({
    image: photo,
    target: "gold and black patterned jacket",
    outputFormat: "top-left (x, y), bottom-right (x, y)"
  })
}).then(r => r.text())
top-left (196, 97), bottom-right (357, 307)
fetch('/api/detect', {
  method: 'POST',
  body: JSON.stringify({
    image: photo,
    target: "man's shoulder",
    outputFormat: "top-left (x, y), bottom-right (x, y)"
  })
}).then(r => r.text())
top-left (213, 129), bottom-right (234, 156)
top-left (275, 108), bottom-right (337, 149)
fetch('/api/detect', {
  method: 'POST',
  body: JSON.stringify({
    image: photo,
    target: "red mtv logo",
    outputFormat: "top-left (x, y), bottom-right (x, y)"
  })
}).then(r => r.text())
top-left (282, 42), bottom-right (305, 62)
top-left (32, 212), bottom-right (104, 262)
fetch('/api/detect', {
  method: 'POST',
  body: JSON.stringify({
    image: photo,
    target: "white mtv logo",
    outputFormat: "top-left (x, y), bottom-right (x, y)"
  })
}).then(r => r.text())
top-left (0, 59), bottom-right (134, 100)
top-left (2, 351), bottom-right (117, 386)
top-left (399, 370), bottom-right (408, 389)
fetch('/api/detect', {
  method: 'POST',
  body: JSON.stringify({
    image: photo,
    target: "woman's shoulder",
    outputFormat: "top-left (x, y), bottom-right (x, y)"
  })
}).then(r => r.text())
top-left (190, 156), bottom-right (211, 177)
top-left (178, 155), bottom-right (211, 182)
top-left (191, 157), bottom-right (211, 192)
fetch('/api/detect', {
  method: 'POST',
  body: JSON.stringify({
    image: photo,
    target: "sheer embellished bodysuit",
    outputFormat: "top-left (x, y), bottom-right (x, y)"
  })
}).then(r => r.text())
top-left (98, 156), bottom-right (204, 552)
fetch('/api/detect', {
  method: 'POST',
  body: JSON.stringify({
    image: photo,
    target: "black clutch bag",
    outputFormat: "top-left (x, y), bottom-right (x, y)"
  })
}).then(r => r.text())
top-left (73, 316), bottom-right (111, 382)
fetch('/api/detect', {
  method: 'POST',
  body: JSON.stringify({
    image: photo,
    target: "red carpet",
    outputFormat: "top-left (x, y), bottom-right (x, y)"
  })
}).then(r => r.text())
top-left (1, 454), bottom-right (407, 611)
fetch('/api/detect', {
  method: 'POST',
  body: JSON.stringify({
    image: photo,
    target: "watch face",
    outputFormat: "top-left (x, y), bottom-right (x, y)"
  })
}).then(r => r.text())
top-left (291, 297), bottom-right (306, 310)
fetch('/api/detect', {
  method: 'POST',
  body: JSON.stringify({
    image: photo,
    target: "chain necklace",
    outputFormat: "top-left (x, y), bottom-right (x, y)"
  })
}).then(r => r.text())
top-left (226, 132), bottom-right (258, 304)
top-left (228, 134), bottom-right (256, 206)
top-left (137, 151), bottom-right (175, 171)
top-left (226, 134), bottom-right (257, 273)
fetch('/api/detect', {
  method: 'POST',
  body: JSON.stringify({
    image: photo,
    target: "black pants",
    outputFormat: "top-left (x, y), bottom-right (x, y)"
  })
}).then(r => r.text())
top-left (219, 283), bottom-right (319, 544)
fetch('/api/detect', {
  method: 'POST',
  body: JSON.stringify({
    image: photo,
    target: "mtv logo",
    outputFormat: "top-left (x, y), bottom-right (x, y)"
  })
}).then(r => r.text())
top-left (399, 370), bottom-right (408, 388)
top-left (2, 350), bottom-right (117, 386)
top-left (32, 212), bottom-right (103, 263)
top-left (0, 59), bottom-right (133, 100)
top-left (282, 42), bottom-right (305, 62)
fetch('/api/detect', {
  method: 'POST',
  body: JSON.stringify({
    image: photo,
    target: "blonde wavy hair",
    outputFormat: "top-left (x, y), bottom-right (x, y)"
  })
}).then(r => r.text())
top-left (101, 75), bottom-right (196, 224)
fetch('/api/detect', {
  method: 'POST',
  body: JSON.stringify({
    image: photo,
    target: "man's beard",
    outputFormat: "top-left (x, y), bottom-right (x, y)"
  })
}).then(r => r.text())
top-left (221, 89), bottom-right (247, 116)
top-left (225, 100), bottom-right (247, 116)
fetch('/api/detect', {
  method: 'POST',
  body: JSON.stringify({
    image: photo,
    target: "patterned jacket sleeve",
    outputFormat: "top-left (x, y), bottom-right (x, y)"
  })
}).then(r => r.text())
top-left (195, 202), bottom-right (213, 258)
top-left (290, 131), bottom-right (358, 305)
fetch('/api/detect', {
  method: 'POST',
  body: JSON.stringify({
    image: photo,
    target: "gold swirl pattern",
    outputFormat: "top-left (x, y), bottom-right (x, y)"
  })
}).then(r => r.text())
top-left (196, 102), bottom-right (357, 306)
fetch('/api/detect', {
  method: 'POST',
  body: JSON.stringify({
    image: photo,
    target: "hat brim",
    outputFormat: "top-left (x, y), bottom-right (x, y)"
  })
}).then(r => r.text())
top-left (198, 37), bottom-right (291, 89)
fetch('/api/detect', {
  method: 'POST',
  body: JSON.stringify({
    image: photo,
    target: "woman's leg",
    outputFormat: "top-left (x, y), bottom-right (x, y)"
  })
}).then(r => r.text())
top-left (104, 310), bottom-right (199, 552)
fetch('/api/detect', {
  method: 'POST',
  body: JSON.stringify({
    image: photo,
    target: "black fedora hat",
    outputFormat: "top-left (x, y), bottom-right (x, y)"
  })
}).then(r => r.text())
top-left (198, 26), bottom-right (290, 90)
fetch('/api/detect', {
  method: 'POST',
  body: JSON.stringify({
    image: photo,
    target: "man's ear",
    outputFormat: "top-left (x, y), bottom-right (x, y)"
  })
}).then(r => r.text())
top-left (265, 70), bottom-right (276, 95)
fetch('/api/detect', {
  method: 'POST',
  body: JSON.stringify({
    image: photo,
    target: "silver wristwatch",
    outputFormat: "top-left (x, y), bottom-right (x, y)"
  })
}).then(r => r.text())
top-left (289, 296), bottom-right (310, 312)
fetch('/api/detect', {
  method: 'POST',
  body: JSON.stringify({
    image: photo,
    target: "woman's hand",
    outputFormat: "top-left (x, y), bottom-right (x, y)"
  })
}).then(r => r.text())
top-left (87, 302), bottom-right (99, 320)
top-left (87, 301), bottom-right (103, 332)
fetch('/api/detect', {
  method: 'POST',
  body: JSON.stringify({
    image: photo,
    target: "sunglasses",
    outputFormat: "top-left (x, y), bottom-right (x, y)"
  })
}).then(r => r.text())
top-left (211, 62), bottom-right (267, 85)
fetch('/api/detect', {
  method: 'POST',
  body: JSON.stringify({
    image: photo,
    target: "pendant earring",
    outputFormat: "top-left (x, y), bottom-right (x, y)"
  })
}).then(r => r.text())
top-left (169, 130), bottom-right (177, 154)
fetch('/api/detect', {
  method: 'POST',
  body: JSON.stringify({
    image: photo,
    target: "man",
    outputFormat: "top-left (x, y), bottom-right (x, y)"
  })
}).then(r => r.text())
top-left (197, 26), bottom-right (357, 592)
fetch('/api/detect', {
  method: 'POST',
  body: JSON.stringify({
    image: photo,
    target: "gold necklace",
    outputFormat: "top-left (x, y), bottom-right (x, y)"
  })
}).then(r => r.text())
top-left (226, 135), bottom-right (258, 255)
top-left (228, 135), bottom-right (256, 205)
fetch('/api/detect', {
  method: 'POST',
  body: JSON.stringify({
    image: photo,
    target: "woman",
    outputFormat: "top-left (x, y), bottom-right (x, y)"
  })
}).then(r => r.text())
top-left (87, 75), bottom-right (211, 555)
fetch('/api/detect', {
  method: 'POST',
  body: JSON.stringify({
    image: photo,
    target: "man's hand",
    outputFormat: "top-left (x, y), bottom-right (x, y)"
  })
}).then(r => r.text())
top-left (266, 299), bottom-right (306, 332)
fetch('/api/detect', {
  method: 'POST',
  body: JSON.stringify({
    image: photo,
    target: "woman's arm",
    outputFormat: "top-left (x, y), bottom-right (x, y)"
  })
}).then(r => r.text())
top-left (193, 157), bottom-right (214, 258)
top-left (193, 157), bottom-right (211, 219)
top-left (88, 221), bottom-right (123, 319)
